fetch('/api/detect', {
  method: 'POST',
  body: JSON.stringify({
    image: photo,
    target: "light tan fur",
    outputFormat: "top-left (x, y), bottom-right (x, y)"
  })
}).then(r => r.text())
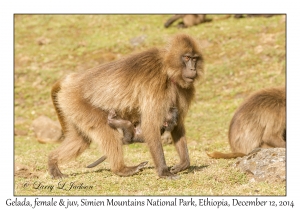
top-left (207, 86), bottom-right (286, 159)
top-left (48, 34), bottom-right (204, 179)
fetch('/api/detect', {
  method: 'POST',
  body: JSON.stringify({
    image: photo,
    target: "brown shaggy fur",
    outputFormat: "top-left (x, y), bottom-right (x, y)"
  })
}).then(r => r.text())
top-left (207, 86), bottom-right (286, 159)
top-left (107, 106), bottom-right (178, 145)
top-left (48, 34), bottom-right (204, 179)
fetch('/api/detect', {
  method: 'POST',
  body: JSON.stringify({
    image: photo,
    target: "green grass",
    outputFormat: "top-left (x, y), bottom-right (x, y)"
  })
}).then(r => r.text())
top-left (14, 14), bottom-right (286, 196)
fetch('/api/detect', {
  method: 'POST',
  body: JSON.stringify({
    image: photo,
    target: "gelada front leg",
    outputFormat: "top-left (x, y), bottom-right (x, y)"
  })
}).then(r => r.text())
top-left (144, 127), bottom-right (179, 179)
top-left (170, 125), bottom-right (190, 174)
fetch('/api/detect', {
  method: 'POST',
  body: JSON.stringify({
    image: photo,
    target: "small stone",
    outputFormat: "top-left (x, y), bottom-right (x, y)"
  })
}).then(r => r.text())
top-left (14, 129), bottom-right (28, 136)
top-left (130, 35), bottom-right (147, 47)
top-left (15, 163), bottom-right (39, 178)
top-left (36, 37), bottom-right (51, 45)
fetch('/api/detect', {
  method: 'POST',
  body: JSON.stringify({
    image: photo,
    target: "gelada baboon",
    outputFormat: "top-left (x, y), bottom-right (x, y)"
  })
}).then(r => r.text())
top-left (109, 107), bottom-right (178, 145)
top-left (164, 14), bottom-right (274, 29)
top-left (207, 86), bottom-right (286, 159)
top-left (48, 34), bottom-right (204, 179)
top-left (233, 14), bottom-right (274, 18)
top-left (164, 15), bottom-right (209, 28)
top-left (86, 107), bottom-right (179, 168)
top-left (107, 109), bottom-right (143, 145)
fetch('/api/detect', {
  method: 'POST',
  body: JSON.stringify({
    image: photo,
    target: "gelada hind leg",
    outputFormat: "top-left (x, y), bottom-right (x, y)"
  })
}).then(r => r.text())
top-left (91, 125), bottom-right (148, 176)
top-left (48, 125), bottom-right (90, 179)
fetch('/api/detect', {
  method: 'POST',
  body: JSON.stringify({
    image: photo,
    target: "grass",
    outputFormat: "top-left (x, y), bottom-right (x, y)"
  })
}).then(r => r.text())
top-left (14, 14), bottom-right (286, 196)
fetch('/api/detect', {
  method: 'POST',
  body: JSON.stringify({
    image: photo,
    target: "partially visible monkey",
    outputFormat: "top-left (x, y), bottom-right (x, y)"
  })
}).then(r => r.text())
top-left (207, 86), bottom-right (286, 159)
top-left (164, 15), bottom-right (210, 28)
top-left (87, 107), bottom-right (178, 168)
top-left (107, 109), bottom-right (143, 144)
top-left (164, 14), bottom-right (275, 29)
top-left (108, 107), bottom-right (178, 144)
top-left (234, 14), bottom-right (274, 18)
top-left (48, 34), bottom-right (204, 179)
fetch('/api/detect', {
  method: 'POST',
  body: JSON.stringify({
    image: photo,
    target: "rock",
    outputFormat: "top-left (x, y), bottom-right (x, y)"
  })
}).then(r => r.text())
top-left (31, 115), bottom-right (62, 143)
top-left (14, 163), bottom-right (39, 178)
top-left (15, 117), bottom-right (27, 125)
top-left (234, 148), bottom-right (286, 182)
top-left (199, 39), bottom-right (211, 49)
top-left (36, 37), bottom-right (51, 45)
top-left (129, 35), bottom-right (147, 47)
top-left (14, 129), bottom-right (28, 136)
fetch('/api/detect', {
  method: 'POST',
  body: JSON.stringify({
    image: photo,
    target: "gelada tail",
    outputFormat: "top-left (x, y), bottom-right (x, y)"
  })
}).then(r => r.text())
top-left (206, 151), bottom-right (245, 159)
